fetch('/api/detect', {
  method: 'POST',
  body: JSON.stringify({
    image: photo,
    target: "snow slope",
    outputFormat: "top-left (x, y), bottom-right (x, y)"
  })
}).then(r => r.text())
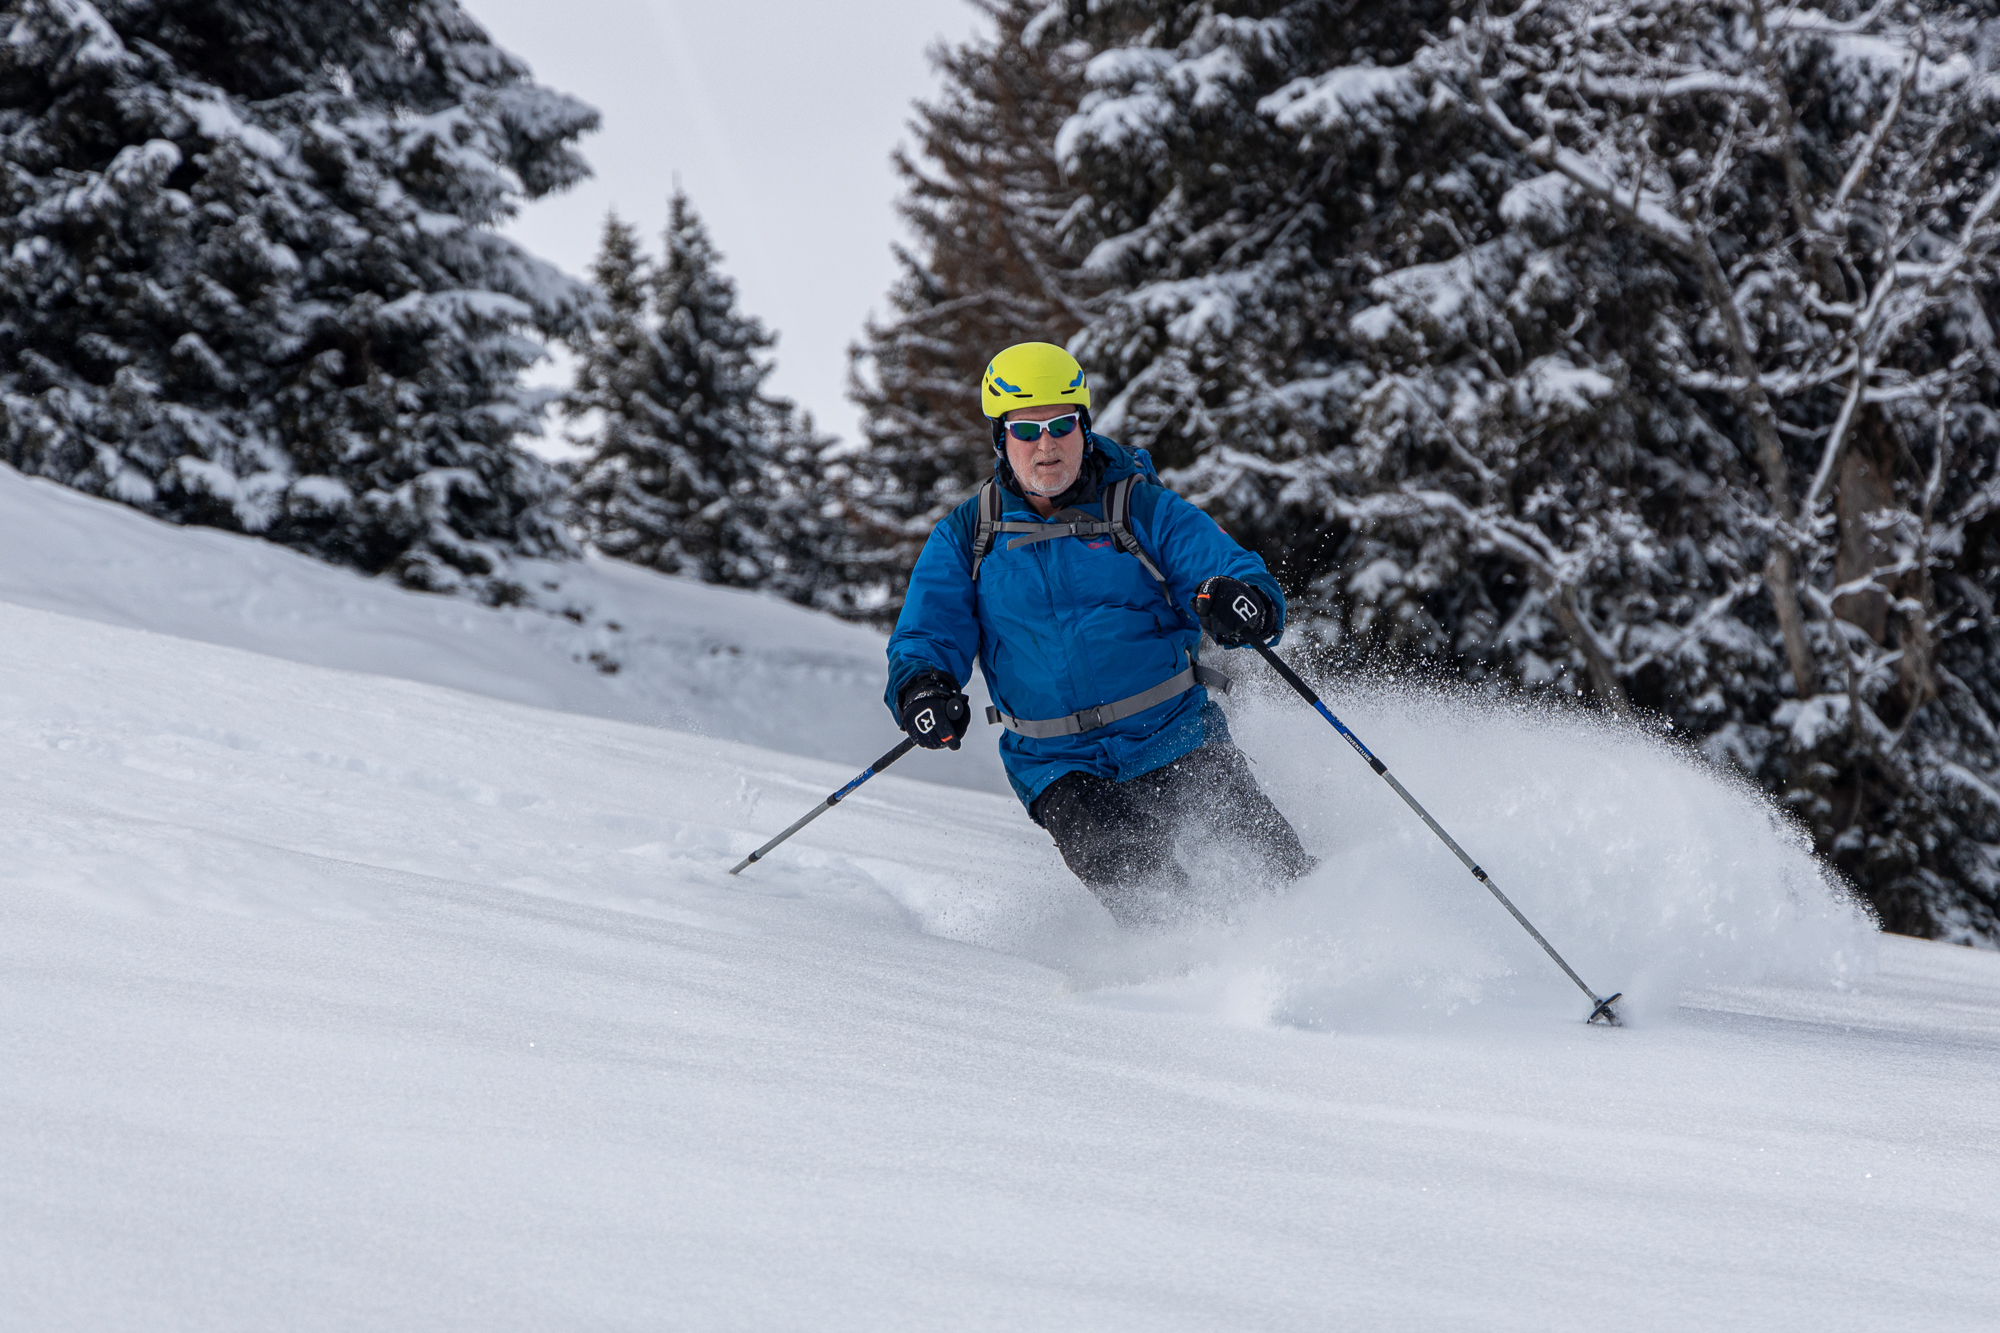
top-left (4, 589), bottom-right (1996, 1330)
top-left (0, 463), bottom-right (1008, 795)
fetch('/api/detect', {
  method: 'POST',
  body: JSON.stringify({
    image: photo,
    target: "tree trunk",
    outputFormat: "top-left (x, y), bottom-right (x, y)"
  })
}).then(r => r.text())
top-left (1832, 414), bottom-right (1894, 644)
top-left (1552, 587), bottom-right (1632, 717)
top-left (1692, 236), bottom-right (1817, 695)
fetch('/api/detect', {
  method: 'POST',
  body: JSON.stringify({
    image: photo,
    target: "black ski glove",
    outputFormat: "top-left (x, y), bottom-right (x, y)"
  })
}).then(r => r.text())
top-left (896, 671), bottom-right (971, 750)
top-left (1193, 576), bottom-right (1273, 646)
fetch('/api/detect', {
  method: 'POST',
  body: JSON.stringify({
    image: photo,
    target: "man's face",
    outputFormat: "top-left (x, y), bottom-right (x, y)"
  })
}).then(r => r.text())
top-left (1002, 403), bottom-right (1087, 498)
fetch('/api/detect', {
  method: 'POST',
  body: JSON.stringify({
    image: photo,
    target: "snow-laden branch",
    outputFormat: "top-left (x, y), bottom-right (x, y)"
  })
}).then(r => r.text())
top-left (1832, 34), bottom-right (1922, 213)
top-left (1389, 482), bottom-right (1633, 711)
top-left (1917, 172), bottom-right (2000, 298)
top-left (1764, 0), bottom-right (1894, 36)
top-left (1671, 356), bottom-right (1859, 398)
top-left (1616, 578), bottom-right (1763, 677)
top-left (1803, 255), bottom-right (1901, 514)
top-left (1469, 82), bottom-right (1696, 254)
top-left (1579, 71), bottom-right (1770, 105)
top-left (1401, 486), bottom-right (1567, 577)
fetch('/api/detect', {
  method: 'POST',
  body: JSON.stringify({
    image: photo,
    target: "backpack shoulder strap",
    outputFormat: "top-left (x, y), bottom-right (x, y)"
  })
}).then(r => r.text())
top-left (969, 480), bottom-right (1002, 581)
top-left (1105, 475), bottom-right (1168, 587)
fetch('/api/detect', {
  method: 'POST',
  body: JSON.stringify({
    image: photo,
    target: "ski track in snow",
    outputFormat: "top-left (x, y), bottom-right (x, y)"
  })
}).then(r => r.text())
top-left (2, 469), bottom-right (1997, 1329)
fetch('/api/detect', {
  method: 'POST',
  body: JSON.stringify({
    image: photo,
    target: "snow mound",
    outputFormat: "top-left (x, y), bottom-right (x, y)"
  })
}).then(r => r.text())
top-left (0, 461), bottom-right (1007, 795)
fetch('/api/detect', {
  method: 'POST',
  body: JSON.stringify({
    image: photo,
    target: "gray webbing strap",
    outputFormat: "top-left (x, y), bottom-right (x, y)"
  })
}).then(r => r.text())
top-left (1002, 512), bottom-right (1116, 551)
top-left (1103, 474), bottom-right (1168, 584)
top-left (983, 659), bottom-right (1232, 739)
top-left (971, 477), bottom-right (1165, 586)
top-left (969, 481), bottom-right (1004, 580)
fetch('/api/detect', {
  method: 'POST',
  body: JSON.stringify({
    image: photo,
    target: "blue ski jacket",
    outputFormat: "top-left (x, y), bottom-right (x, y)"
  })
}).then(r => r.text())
top-left (885, 435), bottom-right (1285, 810)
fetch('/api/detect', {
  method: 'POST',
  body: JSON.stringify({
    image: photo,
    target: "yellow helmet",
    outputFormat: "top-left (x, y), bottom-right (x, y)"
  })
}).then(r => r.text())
top-left (980, 342), bottom-right (1091, 419)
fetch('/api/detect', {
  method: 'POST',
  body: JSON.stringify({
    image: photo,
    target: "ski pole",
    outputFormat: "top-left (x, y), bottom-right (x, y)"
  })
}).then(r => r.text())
top-left (1250, 640), bottom-right (1622, 1026)
top-left (728, 737), bottom-right (919, 876)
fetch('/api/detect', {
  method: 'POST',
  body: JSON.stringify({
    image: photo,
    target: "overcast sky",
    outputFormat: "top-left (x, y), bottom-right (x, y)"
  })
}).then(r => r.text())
top-left (463, 0), bottom-right (984, 454)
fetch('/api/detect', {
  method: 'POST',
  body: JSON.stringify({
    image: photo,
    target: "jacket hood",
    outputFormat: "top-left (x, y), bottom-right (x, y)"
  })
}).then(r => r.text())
top-left (1088, 435), bottom-right (1150, 484)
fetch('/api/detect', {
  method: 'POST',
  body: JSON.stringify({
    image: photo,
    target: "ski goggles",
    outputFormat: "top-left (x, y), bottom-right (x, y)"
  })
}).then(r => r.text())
top-left (1004, 413), bottom-right (1081, 443)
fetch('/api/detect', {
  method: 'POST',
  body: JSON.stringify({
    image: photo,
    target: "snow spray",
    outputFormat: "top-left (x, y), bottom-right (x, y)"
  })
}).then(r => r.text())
top-left (925, 671), bottom-right (1878, 1032)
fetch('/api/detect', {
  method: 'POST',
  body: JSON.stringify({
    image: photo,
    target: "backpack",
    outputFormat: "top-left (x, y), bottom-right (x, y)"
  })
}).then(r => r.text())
top-left (967, 472), bottom-right (1167, 589)
top-left (968, 445), bottom-right (1167, 589)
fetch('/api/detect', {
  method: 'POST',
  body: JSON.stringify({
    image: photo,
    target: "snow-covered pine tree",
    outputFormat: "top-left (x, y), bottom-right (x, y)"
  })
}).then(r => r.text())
top-left (568, 194), bottom-right (842, 608)
top-left (1418, 0), bottom-right (2000, 940)
top-left (0, 0), bottom-right (597, 598)
top-left (1053, 0), bottom-right (1517, 558)
top-left (835, 0), bottom-right (1107, 622)
top-left (1040, 0), bottom-right (2000, 939)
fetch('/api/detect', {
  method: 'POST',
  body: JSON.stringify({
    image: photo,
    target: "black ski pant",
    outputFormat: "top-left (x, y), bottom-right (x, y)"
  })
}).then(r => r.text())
top-left (1030, 739), bottom-right (1315, 926)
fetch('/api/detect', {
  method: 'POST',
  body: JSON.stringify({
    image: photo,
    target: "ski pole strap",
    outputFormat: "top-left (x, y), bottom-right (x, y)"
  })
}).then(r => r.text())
top-left (984, 658), bottom-right (1230, 738)
top-left (728, 736), bottom-right (918, 875)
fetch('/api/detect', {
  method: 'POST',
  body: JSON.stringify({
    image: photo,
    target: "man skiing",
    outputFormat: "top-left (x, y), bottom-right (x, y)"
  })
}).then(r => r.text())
top-left (886, 342), bottom-right (1314, 925)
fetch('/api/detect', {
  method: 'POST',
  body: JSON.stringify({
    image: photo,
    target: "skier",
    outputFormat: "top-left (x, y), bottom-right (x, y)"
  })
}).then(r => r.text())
top-left (886, 342), bottom-right (1315, 924)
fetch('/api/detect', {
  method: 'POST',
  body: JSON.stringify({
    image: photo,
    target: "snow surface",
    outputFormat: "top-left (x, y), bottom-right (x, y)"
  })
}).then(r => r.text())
top-left (3, 466), bottom-right (1998, 1328)
top-left (0, 463), bottom-right (1007, 796)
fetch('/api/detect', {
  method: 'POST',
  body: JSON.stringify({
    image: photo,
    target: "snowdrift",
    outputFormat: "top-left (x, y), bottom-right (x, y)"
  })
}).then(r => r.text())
top-left (0, 463), bottom-right (1009, 796)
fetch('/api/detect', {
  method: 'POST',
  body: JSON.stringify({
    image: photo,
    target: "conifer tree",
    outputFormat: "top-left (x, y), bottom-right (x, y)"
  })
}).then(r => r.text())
top-left (0, 0), bottom-right (598, 598)
top-left (861, 0), bottom-right (2000, 936)
top-left (569, 194), bottom-right (841, 607)
top-left (1032, 0), bottom-right (2000, 939)
top-left (835, 0), bottom-right (1107, 620)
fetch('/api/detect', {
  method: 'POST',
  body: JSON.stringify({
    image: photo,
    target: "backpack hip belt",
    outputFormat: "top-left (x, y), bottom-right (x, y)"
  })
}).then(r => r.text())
top-left (984, 653), bottom-right (1232, 739)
